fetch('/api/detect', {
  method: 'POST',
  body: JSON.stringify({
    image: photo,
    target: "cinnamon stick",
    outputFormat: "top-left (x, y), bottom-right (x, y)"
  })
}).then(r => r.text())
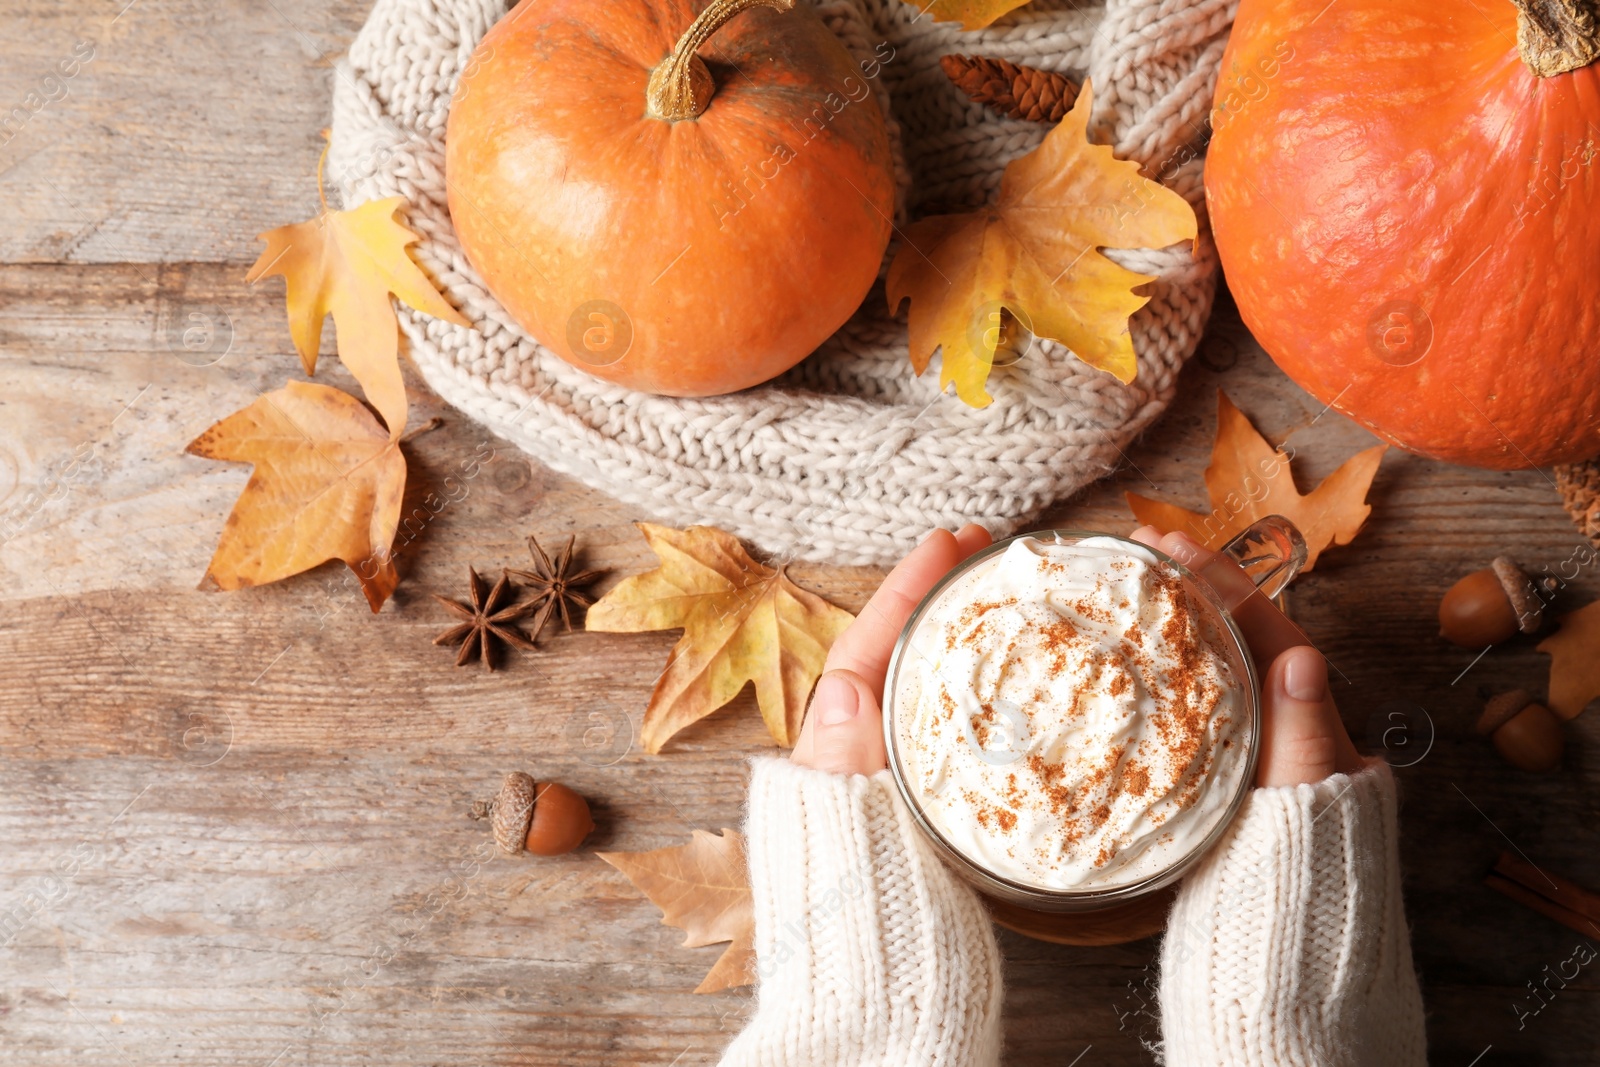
top-left (1493, 851), bottom-right (1600, 918)
top-left (1487, 873), bottom-right (1600, 939)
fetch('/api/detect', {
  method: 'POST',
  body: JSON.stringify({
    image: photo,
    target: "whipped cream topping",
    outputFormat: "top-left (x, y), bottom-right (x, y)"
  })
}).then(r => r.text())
top-left (891, 535), bottom-right (1250, 892)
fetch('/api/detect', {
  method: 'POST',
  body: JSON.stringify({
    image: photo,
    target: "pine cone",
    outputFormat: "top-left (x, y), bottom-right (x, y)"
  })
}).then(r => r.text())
top-left (1555, 459), bottom-right (1600, 545)
top-left (940, 54), bottom-right (1080, 124)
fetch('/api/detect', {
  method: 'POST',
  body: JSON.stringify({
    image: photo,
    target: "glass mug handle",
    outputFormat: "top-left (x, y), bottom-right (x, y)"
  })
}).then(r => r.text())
top-left (1217, 515), bottom-right (1308, 602)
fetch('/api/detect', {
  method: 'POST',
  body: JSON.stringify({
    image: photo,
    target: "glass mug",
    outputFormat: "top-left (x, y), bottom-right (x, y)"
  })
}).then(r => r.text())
top-left (881, 515), bottom-right (1308, 913)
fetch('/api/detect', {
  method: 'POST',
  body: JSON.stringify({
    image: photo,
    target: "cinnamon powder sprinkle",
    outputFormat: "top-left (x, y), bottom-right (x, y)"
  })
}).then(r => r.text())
top-left (910, 548), bottom-right (1242, 886)
top-left (1039, 618), bottom-right (1080, 673)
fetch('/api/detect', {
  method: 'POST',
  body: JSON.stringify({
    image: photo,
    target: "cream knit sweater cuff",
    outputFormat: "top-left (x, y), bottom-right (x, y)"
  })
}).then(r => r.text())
top-left (718, 759), bottom-right (1004, 1067)
top-left (720, 760), bottom-right (1426, 1067)
top-left (1159, 760), bottom-right (1427, 1067)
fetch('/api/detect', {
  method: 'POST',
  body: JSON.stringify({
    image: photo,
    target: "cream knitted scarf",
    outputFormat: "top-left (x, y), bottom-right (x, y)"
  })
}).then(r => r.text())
top-left (329, 0), bottom-right (1234, 565)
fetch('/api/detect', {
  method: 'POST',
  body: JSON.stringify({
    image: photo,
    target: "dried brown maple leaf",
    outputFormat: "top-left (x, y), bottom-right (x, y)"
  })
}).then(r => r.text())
top-left (598, 829), bottom-right (753, 994)
top-left (185, 380), bottom-right (405, 611)
top-left (887, 83), bottom-right (1197, 407)
top-left (1538, 600), bottom-right (1600, 719)
top-left (246, 153), bottom-right (470, 436)
top-left (585, 523), bottom-right (855, 753)
top-left (1126, 391), bottom-right (1387, 572)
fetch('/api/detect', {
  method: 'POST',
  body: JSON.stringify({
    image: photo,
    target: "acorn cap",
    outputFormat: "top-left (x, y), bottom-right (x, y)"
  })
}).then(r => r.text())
top-left (491, 771), bottom-right (537, 854)
top-left (1477, 689), bottom-right (1535, 735)
top-left (1490, 556), bottom-right (1542, 634)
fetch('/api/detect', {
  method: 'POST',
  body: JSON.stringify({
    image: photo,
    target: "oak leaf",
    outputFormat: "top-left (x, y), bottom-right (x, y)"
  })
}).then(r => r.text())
top-left (246, 195), bottom-right (470, 435)
top-left (887, 82), bottom-right (1197, 407)
top-left (1538, 600), bottom-right (1600, 719)
top-left (598, 829), bottom-right (753, 994)
top-left (1126, 391), bottom-right (1386, 572)
top-left (585, 524), bottom-right (855, 753)
top-left (185, 380), bottom-right (405, 612)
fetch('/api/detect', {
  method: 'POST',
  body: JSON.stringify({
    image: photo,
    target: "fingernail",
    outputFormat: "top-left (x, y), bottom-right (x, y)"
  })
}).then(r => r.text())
top-left (1281, 646), bottom-right (1328, 702)
top-left (1164, 535), bottom-right (1198, 566)
top-left (815, 673), bottom-right (860, 726)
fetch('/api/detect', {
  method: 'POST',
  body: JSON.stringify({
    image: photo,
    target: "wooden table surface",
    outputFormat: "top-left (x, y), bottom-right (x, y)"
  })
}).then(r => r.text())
top-left (3, 2), bottom-right (1597, 1064)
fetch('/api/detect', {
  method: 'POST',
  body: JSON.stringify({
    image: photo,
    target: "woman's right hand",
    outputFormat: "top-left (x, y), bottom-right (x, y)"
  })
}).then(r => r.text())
top-left (1131, 526), bottom-right (1365, 787)
top-left (790, 524), bottom-right (993, 777)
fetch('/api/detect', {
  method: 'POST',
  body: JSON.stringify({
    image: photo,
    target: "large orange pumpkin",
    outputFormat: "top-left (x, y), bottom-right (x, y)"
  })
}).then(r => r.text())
top-left (446, 0), bottom-right (896, 397)
top-left (1206, 0), bottom-right (1600, 468)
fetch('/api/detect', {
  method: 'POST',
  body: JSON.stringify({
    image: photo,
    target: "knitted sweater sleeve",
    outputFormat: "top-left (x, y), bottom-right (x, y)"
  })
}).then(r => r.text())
top-left (1159, 760), bottom-right (1427, 1067)
top-left (718, 758), bottom-right (1004, 1067)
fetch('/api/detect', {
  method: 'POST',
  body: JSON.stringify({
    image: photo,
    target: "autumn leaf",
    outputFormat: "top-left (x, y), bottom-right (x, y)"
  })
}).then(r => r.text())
top-left (598, 829), bottom-right (753, 994)
top-left (186, 380), bottom-right (405, 612)
top-left (887, 82), bottom-right (1197, 407)
top-left (246, 195), bottom-right (470, 435)
top-left (585, 524), bottom-right (855, 753)
top-left (912, 0), bottom-right (1033, 31)
top-left (1538, 600), bottom-right (1600, 719)
top-left (1126, 391), bottom-right (1386, 572)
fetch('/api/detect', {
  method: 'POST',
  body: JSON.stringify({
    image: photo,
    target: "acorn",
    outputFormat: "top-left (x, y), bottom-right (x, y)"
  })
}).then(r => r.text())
top-left (1438, 556), bottom-right (1543, 648)
top-left (1475, 690), bottom-right (1564, 773)
top-left (473, 772), bottom-right (595, 856)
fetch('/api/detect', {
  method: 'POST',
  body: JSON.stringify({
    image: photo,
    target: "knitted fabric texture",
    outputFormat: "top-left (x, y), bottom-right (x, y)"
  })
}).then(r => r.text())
top-left (721, 759), bottom-right (1004, 1066)
top-left (722, 759), bottom-right (1426, 1065)
top-left (328, 0), bottom-right (1233, 565)
top-left (1160, 760), bottom-right (1428, 1067)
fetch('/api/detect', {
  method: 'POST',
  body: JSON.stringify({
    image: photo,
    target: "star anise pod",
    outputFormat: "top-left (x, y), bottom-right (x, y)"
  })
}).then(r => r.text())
top-left (508, 534), bottom-right (604, 641)
top-left (432, 567), bottom-right (537, 670)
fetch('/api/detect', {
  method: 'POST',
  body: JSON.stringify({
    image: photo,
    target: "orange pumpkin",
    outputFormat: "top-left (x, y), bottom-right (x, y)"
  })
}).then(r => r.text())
top-left (1206, 0), bottom-right (1600, 468)
top-left (446, 0), bottom-right (896, 397)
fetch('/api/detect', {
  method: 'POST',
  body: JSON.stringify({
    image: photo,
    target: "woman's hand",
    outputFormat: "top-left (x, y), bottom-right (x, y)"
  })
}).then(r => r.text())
top-left (790, 524), bottom-right (993, 776)
top-left (1129, 525), bottom-right (1364, 787)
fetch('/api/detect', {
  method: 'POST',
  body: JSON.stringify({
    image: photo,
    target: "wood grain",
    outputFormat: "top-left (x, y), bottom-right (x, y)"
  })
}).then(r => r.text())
top-left (2, 0), bottom-right (1598, 1063)
top-left (0, 1), bottom-right (370, 264)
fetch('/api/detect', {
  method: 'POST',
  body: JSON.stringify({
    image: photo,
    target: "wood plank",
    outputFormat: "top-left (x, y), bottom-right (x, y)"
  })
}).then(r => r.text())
top-left (0, 754), bottom-right (1169, 1065)
top-left (0, 0), bottom-right (369, 264)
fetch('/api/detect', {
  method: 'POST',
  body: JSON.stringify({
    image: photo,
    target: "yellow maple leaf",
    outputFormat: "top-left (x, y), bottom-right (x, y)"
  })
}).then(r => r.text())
top-left (185, 380), bottom-right (406, 611)
top-left (585, 524), bottom-right (856, 753)
top-left (887, 82), bottom-right (1197, 407)
top-left (1126, 391), bottom-right (1387, 573)
top-left (598, 829), bottom-right (753, 994)
top-left (1538, 600), bottom-right (1600, 719)
top-left (246, 195), bottom-right (470, 435)
top-left (911, 0), bottom-right (1032, 31)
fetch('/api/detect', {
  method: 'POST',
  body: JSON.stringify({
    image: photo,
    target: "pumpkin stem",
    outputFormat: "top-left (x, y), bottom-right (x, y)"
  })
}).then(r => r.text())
top-left (647, 0), bottom-right (796, 121)
top-left (1512, 0), bottom-right (1600, 76)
